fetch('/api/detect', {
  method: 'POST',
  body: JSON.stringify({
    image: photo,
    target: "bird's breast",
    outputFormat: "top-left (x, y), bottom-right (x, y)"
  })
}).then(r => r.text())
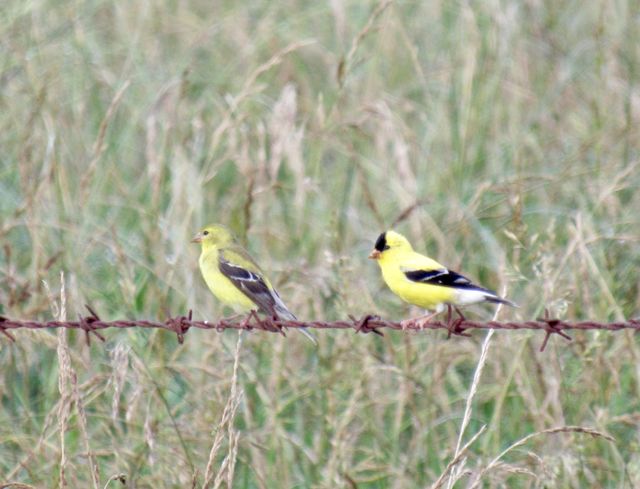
top-left (199, 251), bottom-right (254, 311)
top-left (380, 262), bottom-right (456, 310)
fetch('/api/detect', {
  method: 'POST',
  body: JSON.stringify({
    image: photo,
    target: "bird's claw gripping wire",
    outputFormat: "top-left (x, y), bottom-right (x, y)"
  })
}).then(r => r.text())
top-left (445, 305), bottom-right (471, 338)
top-left (238, 310), bottom-right (286, 337)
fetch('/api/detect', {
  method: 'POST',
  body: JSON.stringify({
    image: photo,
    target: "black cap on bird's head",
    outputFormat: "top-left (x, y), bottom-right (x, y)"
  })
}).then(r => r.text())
top-left (369, 232), bottom-right (390, 259)
top-left (369, 230), bottom-right (412, 259)
top-left (375, 232), bottom-right (390, 251)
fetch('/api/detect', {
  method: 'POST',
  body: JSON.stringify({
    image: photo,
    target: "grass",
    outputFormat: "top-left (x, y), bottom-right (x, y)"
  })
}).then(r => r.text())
top-left (1, 0), bottom-right (639, 487)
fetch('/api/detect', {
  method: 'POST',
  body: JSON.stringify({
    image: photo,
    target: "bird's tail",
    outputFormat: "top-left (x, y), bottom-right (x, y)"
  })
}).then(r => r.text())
top-left (485, 295), bottom-right (518, 308)
top-left (296, 326), bottom-right (318, 345)
top-left (273, 297), bottom-right (318, 346)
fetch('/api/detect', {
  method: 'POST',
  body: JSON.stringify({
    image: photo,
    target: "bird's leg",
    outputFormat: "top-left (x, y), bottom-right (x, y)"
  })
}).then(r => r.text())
top-left (445, 304), bottom-right (455, 338)
top-left (445, 305), bottom-right (470, 338)
top-left (454, 306), bottom-right (466, 325)
top-left (453, 306), bottom-right (470, 335)
top-left (239, 310), bottom-right (260, 330)
top-left (271, 313), bottom-right (287, 337)
top-left (225, 313), bottom-right (245, 322)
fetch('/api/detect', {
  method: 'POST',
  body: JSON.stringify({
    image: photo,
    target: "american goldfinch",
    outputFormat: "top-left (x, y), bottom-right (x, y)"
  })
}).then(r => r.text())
top-left (192, 224), bottom-right (316, 344)
top-left (369, 230), bottom-right (515, 327)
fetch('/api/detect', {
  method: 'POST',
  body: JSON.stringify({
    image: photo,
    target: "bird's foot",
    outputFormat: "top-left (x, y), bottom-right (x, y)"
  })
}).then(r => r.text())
top-left (402, 312), bottom-right (438, 331)
top-left (415, 312), bottom-right (438, 330)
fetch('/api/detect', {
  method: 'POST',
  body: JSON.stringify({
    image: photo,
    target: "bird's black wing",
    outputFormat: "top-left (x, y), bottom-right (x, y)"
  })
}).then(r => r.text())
top-left (218, 252), bottom-right (279, 317)
top-left (404, 268), bottom-right (495, 293)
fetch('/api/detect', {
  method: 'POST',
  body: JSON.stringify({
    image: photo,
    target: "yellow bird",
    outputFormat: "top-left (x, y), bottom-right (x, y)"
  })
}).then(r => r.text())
top-left (369, 230), bottom-right (515, 327)
top-left (192, 224), bottom-right (316, 344)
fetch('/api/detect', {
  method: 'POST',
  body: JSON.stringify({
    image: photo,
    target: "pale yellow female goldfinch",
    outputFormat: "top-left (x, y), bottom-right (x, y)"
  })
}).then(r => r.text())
top-left (369, 230), bottom-right (515, 326)
top-left (192, 224), bottom-right (316, 344)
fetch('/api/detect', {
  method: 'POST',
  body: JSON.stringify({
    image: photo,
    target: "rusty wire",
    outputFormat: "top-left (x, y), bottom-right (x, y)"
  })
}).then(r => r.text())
top-left (1, 306), bottom-right (639, 351)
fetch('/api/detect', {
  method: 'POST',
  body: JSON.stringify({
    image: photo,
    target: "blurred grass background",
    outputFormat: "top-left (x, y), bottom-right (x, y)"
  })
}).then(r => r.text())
top-left (1, 0), bottom-right (640, 487)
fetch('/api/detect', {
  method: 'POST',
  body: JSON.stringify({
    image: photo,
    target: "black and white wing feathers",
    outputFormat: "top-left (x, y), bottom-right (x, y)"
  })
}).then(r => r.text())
top-left (218, 254), bottom-right (293, 319)
top-left (403, 268), bottom-right (488, 291)
top-left (403, 267), bottom-right (515, 306)
top-left (218, 248), bottom-right (318, 344)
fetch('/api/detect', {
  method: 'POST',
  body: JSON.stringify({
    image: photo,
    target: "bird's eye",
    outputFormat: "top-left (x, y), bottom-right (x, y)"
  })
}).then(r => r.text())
top-left (203, 230), bottom-right (209, 236)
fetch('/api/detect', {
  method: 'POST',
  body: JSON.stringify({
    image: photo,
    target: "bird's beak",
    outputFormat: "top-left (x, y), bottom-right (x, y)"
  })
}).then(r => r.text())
top-left (191, 232), bottom-right (203, 244)
top-left (368, 249), bottom-right (381, 260)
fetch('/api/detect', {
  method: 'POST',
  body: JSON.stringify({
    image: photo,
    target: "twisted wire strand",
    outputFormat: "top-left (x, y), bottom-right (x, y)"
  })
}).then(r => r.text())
top-left (1, 306), bottom-right (639, 351)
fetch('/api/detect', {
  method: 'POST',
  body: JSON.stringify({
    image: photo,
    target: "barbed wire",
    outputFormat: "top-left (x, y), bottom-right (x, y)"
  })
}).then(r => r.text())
top-left (1, 306), bottom-right (639, 351)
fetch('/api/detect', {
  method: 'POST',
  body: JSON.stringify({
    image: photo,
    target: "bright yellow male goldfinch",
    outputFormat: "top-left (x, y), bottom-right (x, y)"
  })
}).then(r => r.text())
top-left (369, 230), bottom-right (515, 327)
top-left (192, 224), bottom-right (316, 344)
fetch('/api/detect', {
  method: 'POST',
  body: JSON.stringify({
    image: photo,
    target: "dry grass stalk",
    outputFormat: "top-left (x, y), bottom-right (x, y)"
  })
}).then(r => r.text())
top-left (101, 473), bottom-right (126, 489)
top-left (225, 431), bottom-right (240, 489)
top-left (202, 332), bottom-right (244, 489)
top-left (44, 274), bottom-right (71, 489)
top-left (444, 299), bottom-right (507, 488)
top-left (338, 0), bottom-right (393, 86)
top-left (467, 426), bottom-right (615, 489)
top-left (204, 40), bottom-right (315, 182)
top-left (144, 404), bottom-right (157, 467)
top-left (80, 80), bottom-right (131, 204)
top-left (71, 370), bottom-right (101, 489)
top-left (428, 425), bottom-right (487, 489)
top-left (110, 343), bottom-right (129, 422)
top-left (45, 273), bottom-right (100, 489)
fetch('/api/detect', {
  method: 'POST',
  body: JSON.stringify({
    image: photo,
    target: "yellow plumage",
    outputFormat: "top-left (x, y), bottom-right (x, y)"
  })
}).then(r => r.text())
top-left (192, 224), bottom-right (316, 344)
top-left (377, 246), bottom-right (456, 310)
top-left (369, 230), bottom-right (515, 321)
top-left (196, 232), bottom-right (266, 312)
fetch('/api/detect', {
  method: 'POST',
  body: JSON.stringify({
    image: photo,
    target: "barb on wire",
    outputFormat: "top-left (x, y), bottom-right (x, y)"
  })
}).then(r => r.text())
top-left (1, 305), bottom-right (639, 352)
